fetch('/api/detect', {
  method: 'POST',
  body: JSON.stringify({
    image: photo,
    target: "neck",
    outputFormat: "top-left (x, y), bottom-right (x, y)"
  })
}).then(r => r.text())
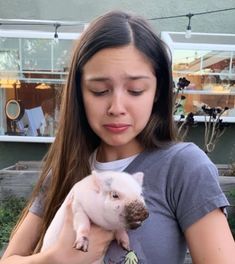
top-left (97, 142), bottom-right (143, 162)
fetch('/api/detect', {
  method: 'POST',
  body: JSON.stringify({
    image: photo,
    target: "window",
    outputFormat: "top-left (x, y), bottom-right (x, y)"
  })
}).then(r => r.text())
top-left (0, 31), bottom-right (79, 141)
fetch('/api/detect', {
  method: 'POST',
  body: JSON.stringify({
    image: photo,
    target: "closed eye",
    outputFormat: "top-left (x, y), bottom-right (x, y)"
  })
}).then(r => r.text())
top-left (128, 90), bottom-right (144, 96)
top-left (91, 90), bottom-right (109, 96)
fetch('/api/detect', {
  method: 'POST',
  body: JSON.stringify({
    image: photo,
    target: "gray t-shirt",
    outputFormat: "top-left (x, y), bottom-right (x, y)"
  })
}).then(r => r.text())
top-left (30, 142), bottom-right (229, 264)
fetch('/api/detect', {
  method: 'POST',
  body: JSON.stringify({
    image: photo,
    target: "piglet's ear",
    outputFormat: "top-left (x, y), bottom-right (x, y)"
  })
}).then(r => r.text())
top-left (92, 170), bottom-right (113, 193)
top-left (132, 172), bottom-right (144, 186)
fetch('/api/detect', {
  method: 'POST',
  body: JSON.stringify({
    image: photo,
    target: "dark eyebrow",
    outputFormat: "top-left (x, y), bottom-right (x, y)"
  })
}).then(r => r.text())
top-left (128, 76), bottom-right (151, 80)
top-left (85, 75), bottom-right (151, 82)
top-left (86, 77), bottom-right (110, 82)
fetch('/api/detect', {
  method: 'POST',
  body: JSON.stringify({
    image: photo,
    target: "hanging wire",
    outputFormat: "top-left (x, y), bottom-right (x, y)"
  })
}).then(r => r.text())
top-left (0, 19), bottom-right (86, 26)
top-left (147, 7), bottom-right (235, 39)
top-left (148, 7), bottom-right (235, 21)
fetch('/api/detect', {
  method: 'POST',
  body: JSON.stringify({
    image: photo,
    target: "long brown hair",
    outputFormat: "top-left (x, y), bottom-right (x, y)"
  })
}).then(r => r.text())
top-left (12, 10), bottom-right (176, 251)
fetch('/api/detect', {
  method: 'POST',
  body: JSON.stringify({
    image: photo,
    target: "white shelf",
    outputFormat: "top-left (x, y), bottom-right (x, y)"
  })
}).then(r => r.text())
top-left (174, 115), bottom-right (235, 123)
top-left (179, 90), bottom-right (235, 95)
top-left (0, 135), bottom-right (55, 143)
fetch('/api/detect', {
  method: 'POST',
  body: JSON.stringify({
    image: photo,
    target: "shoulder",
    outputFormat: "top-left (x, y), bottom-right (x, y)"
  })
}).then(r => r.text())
top-left (164, 142), bottom-right (218, 178)
top-left (128, 142), bottom-right (218, 182)
top-left (169, 142), bottom-right (214, 167)
top-left (140, 142), bottom-right (218, 183)
top-left (145, 142), bottom-right (213, 167)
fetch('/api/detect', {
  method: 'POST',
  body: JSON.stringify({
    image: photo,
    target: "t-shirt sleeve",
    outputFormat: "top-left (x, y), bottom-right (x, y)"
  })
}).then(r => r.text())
top-left (29, 191), bottom-right (45, 217)
top-left (170, 144), bottom-right (229, 232)
top-left (29, 172), bottom-right (51, 217)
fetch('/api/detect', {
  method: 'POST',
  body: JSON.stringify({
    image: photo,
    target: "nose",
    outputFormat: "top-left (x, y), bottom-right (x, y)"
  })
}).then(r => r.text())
top-left (124, 200), bottom-right (149, 229)
top-left (107, 93), bottom-right (126, 116)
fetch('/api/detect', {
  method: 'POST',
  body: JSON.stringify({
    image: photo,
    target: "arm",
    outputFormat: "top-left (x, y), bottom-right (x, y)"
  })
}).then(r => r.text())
top-left (1, 201), bottom-right (113, 264)
top-left (185, 208), bottom-right (235, 264)
top-left (45, 199), bottom-right (114, 264)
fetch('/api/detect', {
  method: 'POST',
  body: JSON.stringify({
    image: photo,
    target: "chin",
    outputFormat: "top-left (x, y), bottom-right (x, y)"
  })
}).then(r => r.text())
top-left (103, 137), bottom-right (135, 147)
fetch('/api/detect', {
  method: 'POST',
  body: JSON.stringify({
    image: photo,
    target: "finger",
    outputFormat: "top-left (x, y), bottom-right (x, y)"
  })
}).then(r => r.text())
top-left (61, 194), bottom-right (75, 233)
top-left (64, 201), bottom-right (73, 225)
top-left (90, 225), bottom-right (115, 244)
top-left (59, 203), bottom-right (76, 245)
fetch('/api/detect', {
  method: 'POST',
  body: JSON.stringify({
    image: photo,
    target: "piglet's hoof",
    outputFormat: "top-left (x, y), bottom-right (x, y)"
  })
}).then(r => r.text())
top-left (119, 240), bottom-right (130, 252)
top-left (73, 236), bottom-right (89, 252)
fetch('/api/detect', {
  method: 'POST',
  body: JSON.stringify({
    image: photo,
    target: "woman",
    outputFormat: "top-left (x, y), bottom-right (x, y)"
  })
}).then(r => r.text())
top-left (1, 10), bottom-right (235, 264)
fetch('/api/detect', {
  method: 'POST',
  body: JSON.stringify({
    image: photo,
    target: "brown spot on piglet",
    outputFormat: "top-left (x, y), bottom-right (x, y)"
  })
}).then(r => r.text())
top-left (124, 200), bottom-right (149, 229)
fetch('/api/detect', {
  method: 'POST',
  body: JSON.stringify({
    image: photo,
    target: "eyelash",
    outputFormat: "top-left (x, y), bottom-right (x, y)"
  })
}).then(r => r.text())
top-left (91, 90), bottom-right (108, 96)
top-left (128, 90), bottom-right (143, 96)
top-left (91, 90), bottom-right (144, 97)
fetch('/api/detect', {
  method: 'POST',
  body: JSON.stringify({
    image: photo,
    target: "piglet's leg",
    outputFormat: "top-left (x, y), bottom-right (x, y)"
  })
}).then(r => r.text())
top-left (73, 205), bottom-right (91, 252)
top-left (114, 229), bottom-right (130, 251)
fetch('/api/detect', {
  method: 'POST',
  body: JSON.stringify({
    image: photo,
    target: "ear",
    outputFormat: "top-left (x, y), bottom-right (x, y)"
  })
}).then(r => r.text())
top-left (132, 172), bottom-right (144, 186)
top-left (91, 170), bottom-right (113, 193)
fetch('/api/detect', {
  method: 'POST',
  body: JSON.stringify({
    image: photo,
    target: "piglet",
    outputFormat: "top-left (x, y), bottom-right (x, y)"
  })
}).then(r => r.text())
top-left (41, 170), bottom-right (148, 261)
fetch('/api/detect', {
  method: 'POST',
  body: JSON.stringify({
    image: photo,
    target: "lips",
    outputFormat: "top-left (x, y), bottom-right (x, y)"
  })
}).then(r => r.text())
top-left (103, 123), bottom-right (130, 133)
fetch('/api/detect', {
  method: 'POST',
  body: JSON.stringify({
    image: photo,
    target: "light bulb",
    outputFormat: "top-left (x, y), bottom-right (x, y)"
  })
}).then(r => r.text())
top-left (185, 13), bottom-right (193, 39)
top-left (53, 23), bottom-right (60, 44)
top-left (185, 28), bottom-right (192, 39)
top-left (53, 36), bottom-right (59, 44)
top-left (83, 23), bottom-right (89, 31)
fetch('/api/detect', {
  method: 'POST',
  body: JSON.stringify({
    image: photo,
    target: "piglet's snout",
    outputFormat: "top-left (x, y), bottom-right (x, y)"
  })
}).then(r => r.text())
top-left (124, 200), bottom-right (149, 229)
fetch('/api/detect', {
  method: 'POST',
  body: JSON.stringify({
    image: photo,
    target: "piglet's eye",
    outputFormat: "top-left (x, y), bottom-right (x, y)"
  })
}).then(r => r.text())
top-left (110, 191), bottom-right (119, 199)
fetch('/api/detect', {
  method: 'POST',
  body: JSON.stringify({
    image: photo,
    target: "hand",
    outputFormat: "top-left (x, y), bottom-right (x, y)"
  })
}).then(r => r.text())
top-left (46, 197), bottom-right (114, 264)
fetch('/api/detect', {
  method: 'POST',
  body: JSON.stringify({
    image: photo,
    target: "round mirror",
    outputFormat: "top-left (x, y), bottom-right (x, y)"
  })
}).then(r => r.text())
top-left (5, 99), bottom-right (24, 121)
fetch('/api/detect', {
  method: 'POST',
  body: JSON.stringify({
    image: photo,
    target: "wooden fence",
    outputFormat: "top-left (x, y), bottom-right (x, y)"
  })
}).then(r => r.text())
top-left (0, 161), bottom-right (235, 201)
top-left (0, 161), bottom-right (41, 200)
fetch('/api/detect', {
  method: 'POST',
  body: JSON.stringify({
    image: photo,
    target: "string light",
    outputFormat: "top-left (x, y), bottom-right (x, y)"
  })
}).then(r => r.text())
top-left (0, 19), bottom-right (86, 41)
top-left (148, 7), bottom-right (235, 21)
top-left (0, 7), bottom-right (234, 39)
top-left (53, 23), bottom-right (60, 43)
top-left (185, 13), bottom-right (193, 39)
top-left (83, 23), bottom-right (90, 31)
top-left (148, 7), bottom-right (235, 38)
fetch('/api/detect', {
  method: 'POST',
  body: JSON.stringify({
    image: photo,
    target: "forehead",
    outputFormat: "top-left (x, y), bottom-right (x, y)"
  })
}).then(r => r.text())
top-left (82, 45), bottom-right (155, 78)
top-left (111, 174), bottom-right (141, 192)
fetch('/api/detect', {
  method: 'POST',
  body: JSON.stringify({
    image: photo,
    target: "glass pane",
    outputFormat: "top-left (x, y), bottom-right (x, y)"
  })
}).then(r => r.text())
top-left (22, 38), bottom-right (52, 71)
top-left (173, 50), bottom-right (207, 72)
top-left (0, 81), bottom-right (63, 137)
top-left (175, 94), bottom-right (235, 117)
top-left (173, 50), bottom-right (235, 92)
top-left (0, 38), bottom-right (20, 79)
top-left (201, 50), bottom-right (231, 74)
top-left (230, 52), bottom-right (235, 83)
top-left (53, 39), bottom-right (73, 72)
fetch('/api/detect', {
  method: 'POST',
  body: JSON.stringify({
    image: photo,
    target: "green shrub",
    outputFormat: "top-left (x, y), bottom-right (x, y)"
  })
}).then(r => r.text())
top-left (227, 188), bottom-right (235, 239)
top-left (0, 196), bottom-right (27, 249)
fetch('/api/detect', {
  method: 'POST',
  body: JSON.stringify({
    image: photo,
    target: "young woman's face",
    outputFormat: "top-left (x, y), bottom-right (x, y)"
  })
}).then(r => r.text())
top-left (82, 45), bottom-right (157, 152)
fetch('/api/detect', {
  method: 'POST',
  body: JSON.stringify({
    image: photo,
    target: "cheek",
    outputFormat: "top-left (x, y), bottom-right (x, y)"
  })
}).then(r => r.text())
top-left (105, 200), bottom-right (123, 212)
top-left (133, 98), bottom-right (154, 125)
top-left (114, 203), bottom-right (124, 212)
top-left (115, 204), bottom-right (121, 210)
top-left (83, 96), bottom-right (95, 117)
top-left (83, 97), bottom-right (104, 128)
